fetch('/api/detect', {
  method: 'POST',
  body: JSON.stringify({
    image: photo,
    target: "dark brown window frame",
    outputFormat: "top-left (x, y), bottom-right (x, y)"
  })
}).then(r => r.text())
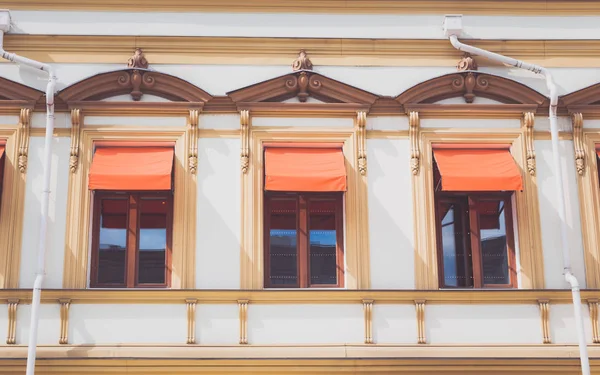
top-left (90, 191), bottom-right (173, 288)
top-left (264, 192), bottom-right (345, 289)
top-left (434, 191), bottom-right (518, 289)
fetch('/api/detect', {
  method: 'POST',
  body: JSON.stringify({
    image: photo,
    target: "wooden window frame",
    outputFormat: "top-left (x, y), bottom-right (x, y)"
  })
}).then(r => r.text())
top-left (264, 192), bottom-right (345, 289)
top-left (435, 191), bottom-right (517, 289)
top-left (90, 191), bottom-right (173, 288)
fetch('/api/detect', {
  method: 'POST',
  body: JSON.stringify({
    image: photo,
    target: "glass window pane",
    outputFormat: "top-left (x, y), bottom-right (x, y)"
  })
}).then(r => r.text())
top-left (268, 199), bottom-right (298, 286)
top-left (138, 198), bottom-right (168, 285)
top-left (98, 199), bottom-right (127, 285)
top-left (479, 200), bottom-right (510, 285)
top-left (439, 202), bottom-right (469, 287)
top-left (309, 200), bottom-right (338, 285)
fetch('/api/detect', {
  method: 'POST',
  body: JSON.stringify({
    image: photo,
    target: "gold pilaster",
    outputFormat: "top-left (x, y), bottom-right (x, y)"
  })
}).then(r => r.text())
top-left (186, 299), bottom-right (197, 344)
top-left (238, 300), bottom-right (248, 345)
top-left (6, 299), bottom-right (18, 345)
top-left (363, 299), bottom-right (373, 344)
top-left (538, 299), bottom-right (551, 344)
top-left (415, 299), bottom-right (426, 344)
top-left (59, 299), bottom-right (71, 345)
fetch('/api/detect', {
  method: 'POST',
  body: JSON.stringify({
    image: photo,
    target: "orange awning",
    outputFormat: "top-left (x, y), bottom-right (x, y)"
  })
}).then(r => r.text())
top-left (89, 147), bottom-right (174, 191)
top-left (264, 144), bottom-right (346, 192)
top-left (0, 146), bottom-right (5, 159)
top-left (433, 145), bottom-right (522, 191)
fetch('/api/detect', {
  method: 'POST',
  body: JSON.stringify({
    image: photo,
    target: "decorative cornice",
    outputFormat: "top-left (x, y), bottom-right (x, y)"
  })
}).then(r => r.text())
top-left (6, 299), bottom-right (18, 345)
top-left (397, 72), bottom-right (547, 107)
top-left (561, 82), bottom-right (600, 107)
top-left (538, 299), bottom-right (551, 344)
top-left (186, 299), bottom-right (197, 345)
top-left (415, 299), bottom-right (426, 344)
top-left (58, 69), bottom-right (213, 103)
top-left (58, 299), bottom-right (71, 345)
top-left (188, 110), bottom-right (199, 174)
top-left (523, 112), bottom-right (536, 176)
top-left (362, 299), bottom-right (373, 344)
top-left (240, 110), bottom-right (250, 174)
top-left (238, 300), bottom-right (248, 345)
top-left (69, 109), bottom-right (81, 173)
top-left (0, 77), bottom-right (44, 107)
top-left (235, 102), bottom-right (370, 116)
top-left (17, 109), bottom-right (31, 174)
top-left (404, 104), bottom-right (539, 118)
top-left (357, 111), bottom-right (367, 176)
top-left (292, 50), bottom-right (313, 71)
top-left (572, 112), bottom-right (585, 176)
top-left (127, 48), bottom-right (149, 69)
top-left (409, 111), bottom-right (420, 175)
top-left (457, 53), bottom-right (477, 71)
top-left (227, 72), bottom-right (378, 105)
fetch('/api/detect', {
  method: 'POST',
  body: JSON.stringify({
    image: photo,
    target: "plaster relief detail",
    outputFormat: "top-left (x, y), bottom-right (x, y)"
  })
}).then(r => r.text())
top-left (186, 299), bottom-right (197, 344)
top-left (523, 112), bottom-right (536, 176)
top-left (357, 111), bottom-right (367, 176)
top-left (6, 299), bottom-right (18, 345)
top-left (409, 111), bottom-right (420, 175)
top-left (70, 109), bottom-right (81, 173)
top-left (292, 49), bottom-right (313, 71)
top-left (18, 108), bottom-right (31, 174)
top-left (415, 299), bottom-right (426, 344)
top-left (538, 299), bottom-right (551, 344)
top-left (188, 110), bottom-right (199, 174)
top-left (457, 52), bottom-right (478, 71)
top-left (572, 112), bottom-right (585, 175)
top-left (240, 110), bottom-right (250, 174)
top-left (127, 48), bottom-right (149, 69)
top-left (238, 300), bottom-right (249, 345)
top-left (59, 299), bottom-right (71, 345)
top-left (362, 299), bottom-right (373, 344)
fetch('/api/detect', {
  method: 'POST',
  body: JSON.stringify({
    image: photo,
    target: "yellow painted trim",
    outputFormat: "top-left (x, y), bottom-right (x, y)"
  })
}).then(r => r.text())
top-left (6, 0), bottom-right (600, 15)
top-left (61, 123), bottom-right (197, 288)
top-left (242, 125), bottom-right (369, 289)
top-left (0, 125), bottom-right (27, 288)
top-left (413, 120), bottom-right (545, 289)
top-left (5, 35), bottom-right (600, 68)
top-left (1, 289), bottom-right (595, 305)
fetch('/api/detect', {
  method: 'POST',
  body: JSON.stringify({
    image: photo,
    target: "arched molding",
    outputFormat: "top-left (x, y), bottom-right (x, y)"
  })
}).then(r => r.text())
top-left (561, 82), bottom-right (600, 117)
top-left (396, 72), bottom-right (548, 108)
top-left (58, 69), bottom-right (213, 104)
top-left (0, 77), bottom-right (44, 113)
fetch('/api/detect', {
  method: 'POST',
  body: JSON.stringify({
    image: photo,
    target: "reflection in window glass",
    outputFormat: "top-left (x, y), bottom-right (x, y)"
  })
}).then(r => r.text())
top-left (138, 198), bottom-right (168, 284)
top-left (98, 199), bottom-right (127, 285)
top-left (309, 200), bottom-right (337, 285)
top-left (269, 200), bottom-right (298, 286)
top-left (479, 200), bottom-right (509, 285)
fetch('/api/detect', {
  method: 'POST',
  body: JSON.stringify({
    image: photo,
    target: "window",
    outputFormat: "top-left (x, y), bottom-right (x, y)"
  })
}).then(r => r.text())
top-left (432, 144), bottom-right (521, 289)
top-left (91, 193), bottom-right (172, 288)
top-left (88, 145), bottom-right (175, 288)
top-left (264, 193), bottom-right (344, 288)
top-left (263, 143), bottom-right (347, 288)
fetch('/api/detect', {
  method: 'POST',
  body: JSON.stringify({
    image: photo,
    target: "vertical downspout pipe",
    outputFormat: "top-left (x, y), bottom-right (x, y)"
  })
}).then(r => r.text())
top-left (448, 34), bottom-right (590, 375)
top-left (0, 26), bottom-right (57, 375)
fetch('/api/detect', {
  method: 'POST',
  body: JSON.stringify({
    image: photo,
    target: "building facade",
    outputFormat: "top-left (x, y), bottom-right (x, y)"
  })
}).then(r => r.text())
top-left (0, 1), bottom-right (600, 373)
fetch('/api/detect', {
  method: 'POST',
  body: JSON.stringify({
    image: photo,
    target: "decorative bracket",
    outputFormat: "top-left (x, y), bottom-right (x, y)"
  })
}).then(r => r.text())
top-left (357, 111), bottom-right (367, 176)
top-left (186, 299), bottom-right (197, 344)
top-left (59, 299), bottom-right (71, 345)
top-left (573, 113), bottom-right (585, 176)
top-left (523, 112), bottom-right (536, 176)
top-left (188, 110), bottom-right (199, 174)
top-left (538, 299), bottom-right (551, 344)
top-left (362, 299), bottom-right (374, 344)
top-left (240, 110), bottom-right (250, 174)
top-left (6, 299), bottom-right (18, 345)
top-left (589, 299), bottom-right (599, 344)
top-left (238, 300), bottom-right (249, 345)
top-left (70, 109), bottom-right (81, 173)
top-left (18, 108), bottom-right (31, 174)
top-left (415, 300), bottom-right (426, 344)
top-left (409, 111), bottom-right (421, 175)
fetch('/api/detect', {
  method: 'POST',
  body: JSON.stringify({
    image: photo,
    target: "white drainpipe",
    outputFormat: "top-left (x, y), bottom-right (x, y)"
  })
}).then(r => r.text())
top-left (0, 10), bottom-right (57, 375)
top-left (443, 15), bottom-right (590, 375)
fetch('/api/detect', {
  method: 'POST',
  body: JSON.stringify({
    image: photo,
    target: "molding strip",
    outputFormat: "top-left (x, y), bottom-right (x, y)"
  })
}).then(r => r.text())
top-left (17, 109), bottom-right (30, 174)
top-left (415, 299), bottom-right (426, 344)
top-left (538, 299), bottom-right (551, 344)
top-left (240, 110), bottom-right (249, 174)
top-left (356, 111), bottom-right (367, 176)
top-left (58, 299), bottom-right (71, 345)
top-left (409, 111), bottom-right (420, 175)
top-left (69, 109), bottom-right (81, 173)
top-left (186, 299), bottom-right (197, 345)
top-left (188, 110), bottom-right (199, 174)
top-left (589, 299), bottom-right (600, 344)
top-left (573, 113), bottom-right (584, 175)
top-left (6, 299), bottom-right (18, 345)
top-left (362, 299), bottom-right (373, 344)
top-left (523, 112), bottom-right (536, 176)
top-left (238, 300), bottom-right (248, 345)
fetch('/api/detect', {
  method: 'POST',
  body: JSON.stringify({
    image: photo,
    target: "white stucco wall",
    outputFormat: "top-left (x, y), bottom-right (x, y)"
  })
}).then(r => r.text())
top-left (19, 136), bottom-right (70, 289)
top-left (366, 116), bottom-right (408, 131)
top-left (196, 137), bottom-right (241, 288)
top-left (196, 304), bottom-right (239, 345)
top-left (15, 304), bottom-right (61, 345)
top-left (0, 304), bottom-right (7, 345)
top-left (70, 304), bottom-right (186, 344)
top-left (200, 114), bottom-right (239, 130)
top-left (83, 116), bottom-right (187, 127)
top-left (251, 117), bottom-right (353, 128)
top-left (535, 140), bottom-right (586, 289)
top-left (247, 304), bottom-right (363, 344)
top-left (367, 138), bottom-right (414, 289)
top-left (550, 304), bottom-right (594, 344)
top-left (0, 116), bottom-right (19, 126)
top-left (426, 304), bottom-right (542, 344)
top-left (420, 118), bottom-right (521, 129)
top-left (372, 304), bottom-right (417, 344)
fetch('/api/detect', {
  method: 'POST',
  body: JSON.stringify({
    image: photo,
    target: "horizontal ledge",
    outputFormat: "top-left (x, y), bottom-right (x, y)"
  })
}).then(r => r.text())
top-left (68, 101), bottom-right (204, 116)
top-left (568, 105), bottom-right (600, 119)
top-left (405, 104), bottom-right (538, 118)
top-left (1, 289), bottom-right (597, 305)
top-left (240, 102), bottom-right (371, 116)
